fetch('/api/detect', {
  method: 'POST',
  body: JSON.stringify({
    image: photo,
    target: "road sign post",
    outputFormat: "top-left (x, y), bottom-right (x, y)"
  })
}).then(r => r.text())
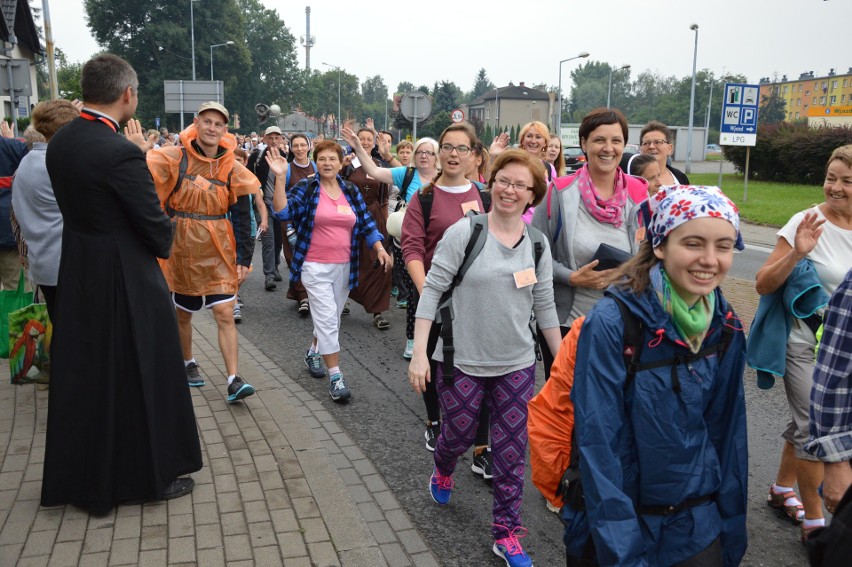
top-left (719, 82), bottom-right (759, 202)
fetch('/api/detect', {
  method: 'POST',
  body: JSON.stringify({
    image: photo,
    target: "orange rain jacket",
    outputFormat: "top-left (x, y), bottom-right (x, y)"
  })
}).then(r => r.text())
top-left (147, 125), bottom-right (260, 296)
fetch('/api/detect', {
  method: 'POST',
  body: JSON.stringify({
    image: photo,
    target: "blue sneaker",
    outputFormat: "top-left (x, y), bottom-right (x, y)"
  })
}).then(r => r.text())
top-left (397, 299), bottom-right (408, 309)
top-left (429, 468), bottom-right (453, 505)
top-left (226, 375), bottom-right (255, 402)
top-left (305, 350), bottom-right (326, 378)
top-left (329, 373), bottom-right (351, 402)
top-left (391, 286), bottom-right (399, 297)
top-left (493, 526), bottom-right (533, 567)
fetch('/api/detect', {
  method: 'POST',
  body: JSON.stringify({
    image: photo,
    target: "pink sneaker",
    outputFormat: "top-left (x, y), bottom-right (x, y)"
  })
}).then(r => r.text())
top-left (492, 525), bottom-right (533, 567)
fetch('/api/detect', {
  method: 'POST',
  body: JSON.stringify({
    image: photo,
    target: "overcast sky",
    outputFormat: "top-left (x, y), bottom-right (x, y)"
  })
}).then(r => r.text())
top-left (50, 0), bottom-right (850, 98)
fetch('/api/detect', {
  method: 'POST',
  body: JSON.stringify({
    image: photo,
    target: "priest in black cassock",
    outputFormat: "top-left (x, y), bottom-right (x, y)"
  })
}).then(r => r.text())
top-left (41, 54), bottom-right (202, 515)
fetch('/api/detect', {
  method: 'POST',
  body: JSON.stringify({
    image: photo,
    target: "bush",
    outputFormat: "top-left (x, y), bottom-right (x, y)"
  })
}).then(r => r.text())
top-left (723, 122), bottom-right (852, 185)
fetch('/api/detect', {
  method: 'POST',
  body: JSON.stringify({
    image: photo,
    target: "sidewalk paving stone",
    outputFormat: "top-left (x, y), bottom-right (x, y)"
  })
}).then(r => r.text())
top-left (0, 311), bottom-right (437, 566)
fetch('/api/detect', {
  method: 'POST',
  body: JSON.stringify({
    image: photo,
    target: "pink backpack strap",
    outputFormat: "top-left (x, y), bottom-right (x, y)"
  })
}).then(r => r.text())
top-left (547, 172), bottom-right (579, 219)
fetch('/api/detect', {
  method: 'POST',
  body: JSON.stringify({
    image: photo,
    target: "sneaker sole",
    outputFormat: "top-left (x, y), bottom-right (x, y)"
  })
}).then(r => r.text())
top-left (471, 463), bottom-right (493, 480)
top-left (188, 380), bottom-right (205, 388)
top-left (403, 352), bottom-right (412, 360)
top-left (227, 384), bottom-right (255, 402)
top-left (425, 430), bottom-right (436, 452)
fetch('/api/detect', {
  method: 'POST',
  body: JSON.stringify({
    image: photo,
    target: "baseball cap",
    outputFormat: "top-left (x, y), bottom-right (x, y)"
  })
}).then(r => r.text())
top-left (264, 125), bottom-right (282, 136)
top-left (196, 101), bottom-right (229, 122)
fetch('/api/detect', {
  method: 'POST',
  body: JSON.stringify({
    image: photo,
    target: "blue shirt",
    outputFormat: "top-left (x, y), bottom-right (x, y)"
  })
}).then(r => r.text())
top-left (391, 166), bottom-right (425, 203)
top-left (272, 175), bottom-right (383, 289)
top-left (806, 268), bottom-right (852, 463)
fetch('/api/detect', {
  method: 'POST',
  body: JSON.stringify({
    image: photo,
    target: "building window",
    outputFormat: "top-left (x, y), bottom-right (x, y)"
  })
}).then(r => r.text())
top-left (797, 98), bottom-right (801, 106)
top-left (814, 81), bottom-right (819, 89)
top-left (843, 94), bottom-right (847, 103)
top-left (486, 108), bottom-right (490, 119)
top-left (822, 81), bottom-right (827, 90)
top-left (844, 79), bottom-right (848, 88)
top-left (820, 96), bottom-right (826, 104)
top-left (830, 95), bottom-right (837, 104)
top-left (813, 97), bottom-right (817, 104)
top-left (783, 85), bottom-right (788, 93)
top-left (832, 80), bottom-right (838, 89)
top-left (799, 84), bottom-right (803, 92)
top-left (795, 112), bottom-right (800, 119)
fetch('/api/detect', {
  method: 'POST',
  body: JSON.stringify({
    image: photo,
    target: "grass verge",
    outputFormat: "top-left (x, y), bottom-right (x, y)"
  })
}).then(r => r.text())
top-left (688, 173), bottom-right (823, 226)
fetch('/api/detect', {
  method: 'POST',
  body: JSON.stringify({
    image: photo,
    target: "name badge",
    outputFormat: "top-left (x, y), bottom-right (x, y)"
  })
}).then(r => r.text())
top-left (513, 268), bottom-right (537, 288)
top-left (351, 157), bottom-right (361, 169)
top-left (635, 227), bottom-right (646, 243)
top-left (337, 205), bottom-right (352, 215)
top-left (461, 200), bottom-right (480, 215)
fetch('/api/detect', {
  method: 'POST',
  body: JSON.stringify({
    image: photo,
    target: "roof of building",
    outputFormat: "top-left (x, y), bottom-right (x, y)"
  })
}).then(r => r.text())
top-left (469, 82), bottom-right (550, 106)
top-left (0, 0), bottom-right (43, 56)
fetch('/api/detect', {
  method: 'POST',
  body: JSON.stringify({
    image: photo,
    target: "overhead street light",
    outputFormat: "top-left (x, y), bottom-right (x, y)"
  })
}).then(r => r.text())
top-left (210, 41), bottom-right (234, 81)
top-left (606, 64), bottom-right (631, 109)
top-left (686, 23), bottom-right (699, 175)
top-left (323, 62), bottom-right (341, 138)
top-left (556, 52), bottom-right (590, 133)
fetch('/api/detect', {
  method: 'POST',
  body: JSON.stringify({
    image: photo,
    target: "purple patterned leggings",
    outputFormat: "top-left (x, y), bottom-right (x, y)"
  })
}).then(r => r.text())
top-left (434, 364), bottom-right (535, 538)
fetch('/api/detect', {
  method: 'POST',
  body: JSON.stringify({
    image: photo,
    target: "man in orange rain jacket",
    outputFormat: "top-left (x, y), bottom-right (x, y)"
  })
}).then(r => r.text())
top-left (147, 101), bottom-right (265, 403)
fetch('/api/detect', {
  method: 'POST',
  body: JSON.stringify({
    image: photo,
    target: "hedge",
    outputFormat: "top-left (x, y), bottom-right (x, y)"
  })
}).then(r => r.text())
top-left (723, 122), bottom-right (852, 185)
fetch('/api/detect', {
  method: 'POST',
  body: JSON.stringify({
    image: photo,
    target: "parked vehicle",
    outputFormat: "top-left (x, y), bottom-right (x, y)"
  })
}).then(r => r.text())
top-left (563, 146), bottom-right (586, 172)
top-left (706, 143), bottom-right (721, 152)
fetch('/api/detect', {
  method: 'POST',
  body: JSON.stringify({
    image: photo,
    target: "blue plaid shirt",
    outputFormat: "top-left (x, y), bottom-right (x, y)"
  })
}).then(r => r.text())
top-left (272, 175), bottom-right (383, 289)
top-left (806, 268), bottom-right (852, 463)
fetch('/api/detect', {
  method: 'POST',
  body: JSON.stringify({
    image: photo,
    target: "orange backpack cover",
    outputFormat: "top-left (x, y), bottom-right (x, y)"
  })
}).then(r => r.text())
top-left (528, 316), bottom-right (585, 508)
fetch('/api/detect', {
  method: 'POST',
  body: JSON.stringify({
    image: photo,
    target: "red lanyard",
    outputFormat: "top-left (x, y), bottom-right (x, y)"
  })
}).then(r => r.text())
top-left (80, 110), bottom-right (118, 133)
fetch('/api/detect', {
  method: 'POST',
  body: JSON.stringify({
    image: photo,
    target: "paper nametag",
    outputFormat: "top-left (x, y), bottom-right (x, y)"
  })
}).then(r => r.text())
top-left (337, 205), bottom-right (352, 215)
top-left (351, 157), bottom-right (361, 169)
top-left (513, 268), bottom-right (537, 288)
top-left (635, 227), bottom-right (646, 242)
top-left (461, 201), bottom-right (480, 215)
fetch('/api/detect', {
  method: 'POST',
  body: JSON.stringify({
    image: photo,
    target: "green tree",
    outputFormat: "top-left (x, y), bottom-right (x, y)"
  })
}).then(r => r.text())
top-left (759, 89), bottom-right (787, 125)
top-left (432, 80), bottom-right (462, 113)
top-left (362, 75), bottom-right (387, 105)
top-left (396, 81), bottom-right (414, 95)
top-left (84, 0), bottom-right (252, 128)
top-left (469, 68), bottom-right (494, 101)
top-left (233, 0), bottom-right (300, 133)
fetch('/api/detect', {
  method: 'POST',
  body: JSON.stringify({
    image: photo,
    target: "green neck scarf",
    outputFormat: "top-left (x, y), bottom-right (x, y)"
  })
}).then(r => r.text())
top-left (657, 268), bottom-right (715, 353)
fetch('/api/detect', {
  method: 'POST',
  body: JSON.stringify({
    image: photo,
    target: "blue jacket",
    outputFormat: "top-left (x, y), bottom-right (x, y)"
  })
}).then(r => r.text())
top-left (746, 259), bottom-right (829, 389)
top-left (570, 284), bottom-right (748, 567)
top-left (0, 137), bottom-right (28, 249)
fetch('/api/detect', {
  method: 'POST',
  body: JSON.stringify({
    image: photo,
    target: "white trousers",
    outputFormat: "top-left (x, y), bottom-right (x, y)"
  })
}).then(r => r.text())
top-left (300, 261), bottom-right (350, 355)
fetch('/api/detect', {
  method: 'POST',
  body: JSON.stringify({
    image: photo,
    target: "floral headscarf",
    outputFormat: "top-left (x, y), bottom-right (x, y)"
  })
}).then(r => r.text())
top-left (648, 185), bottom-right (744, 250)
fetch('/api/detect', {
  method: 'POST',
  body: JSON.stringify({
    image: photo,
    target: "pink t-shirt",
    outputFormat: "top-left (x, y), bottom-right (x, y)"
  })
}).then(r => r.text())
top-left (304, 188), bottom-right (355, 264)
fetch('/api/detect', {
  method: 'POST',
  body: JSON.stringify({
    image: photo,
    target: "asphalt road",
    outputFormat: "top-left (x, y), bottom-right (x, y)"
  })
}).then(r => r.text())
top-left (236, 236), bottom-right (810, 567)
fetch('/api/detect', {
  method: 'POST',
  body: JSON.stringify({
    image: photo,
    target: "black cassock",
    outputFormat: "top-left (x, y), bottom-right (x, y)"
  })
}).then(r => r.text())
top-left (42, 113), bottom-right (202, 514)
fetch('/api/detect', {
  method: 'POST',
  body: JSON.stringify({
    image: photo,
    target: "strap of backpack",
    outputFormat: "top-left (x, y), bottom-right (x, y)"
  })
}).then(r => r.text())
top-left (439, 215), bottom-right (487, 383)
top-left (400, 166), bottom-right (416, 201)
top-left (167, 147), bottom-right (189, 209)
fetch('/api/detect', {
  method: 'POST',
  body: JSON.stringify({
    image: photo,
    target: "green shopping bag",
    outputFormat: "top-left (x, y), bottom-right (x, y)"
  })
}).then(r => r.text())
top-left (9, 302), bottom-right (51, 384)
top-left (0, 270), bottom-right (33, 358)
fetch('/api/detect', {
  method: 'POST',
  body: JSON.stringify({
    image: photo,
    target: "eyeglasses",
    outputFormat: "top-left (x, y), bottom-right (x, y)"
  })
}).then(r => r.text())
top-left (439, 143), bottom-right (472, 155)
top-left (414, 150), bottom-right (436, 157)
top-left (493, 177), bottom-right (531, 192)
top-left (640, 139), bottom-right (670, 148)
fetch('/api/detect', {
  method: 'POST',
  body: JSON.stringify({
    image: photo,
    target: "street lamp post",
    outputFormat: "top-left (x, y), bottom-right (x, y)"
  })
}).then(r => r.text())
top-left (686, 23), bottom-right (699, 175)
top-left (190, 0), bottom-right (200, 80)
top-left (210, 41), bottom-right (234, 80)
top-left (606, 64), bottom-right (631, 109)
top-left (556, 52), bottom-right (590, 133)
top-left (322, 62), bottom-right (341, 138)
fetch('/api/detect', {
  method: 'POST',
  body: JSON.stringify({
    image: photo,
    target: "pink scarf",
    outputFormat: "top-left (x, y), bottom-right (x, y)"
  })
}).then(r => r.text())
top-left (576, 165), bottom-right (628, 228)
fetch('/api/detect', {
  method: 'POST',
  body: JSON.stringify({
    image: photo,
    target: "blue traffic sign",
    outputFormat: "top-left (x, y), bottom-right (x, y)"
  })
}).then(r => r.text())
top-left (720, 83), bottom-right (759, 146)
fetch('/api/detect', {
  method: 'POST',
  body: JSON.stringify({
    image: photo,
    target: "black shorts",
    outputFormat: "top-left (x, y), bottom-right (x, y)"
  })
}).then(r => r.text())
top-left (172, 292), bottom-right (235, 312)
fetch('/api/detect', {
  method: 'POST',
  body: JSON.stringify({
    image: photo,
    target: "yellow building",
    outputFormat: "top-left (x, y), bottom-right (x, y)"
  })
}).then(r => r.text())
top-left (759, 68), bottom-right (852, 121)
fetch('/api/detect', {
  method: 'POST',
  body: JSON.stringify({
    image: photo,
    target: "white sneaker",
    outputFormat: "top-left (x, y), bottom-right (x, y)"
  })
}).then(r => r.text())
top-left (403, 339), bottom-right (414, 359)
